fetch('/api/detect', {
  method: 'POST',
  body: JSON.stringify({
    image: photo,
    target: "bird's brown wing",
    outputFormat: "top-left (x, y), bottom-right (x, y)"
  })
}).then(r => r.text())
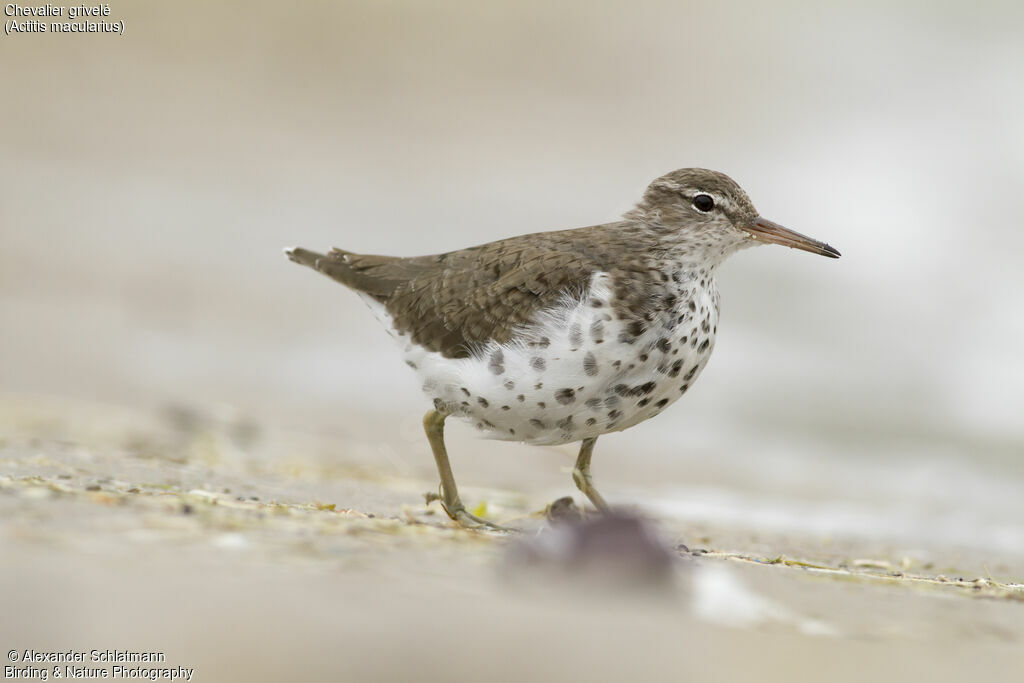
top-left (290, 226), bottom-right (623, 358)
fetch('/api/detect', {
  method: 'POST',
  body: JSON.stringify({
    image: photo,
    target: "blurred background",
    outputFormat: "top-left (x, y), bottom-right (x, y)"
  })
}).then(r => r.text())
top-left (2, 0), bottom-right (1023, 555)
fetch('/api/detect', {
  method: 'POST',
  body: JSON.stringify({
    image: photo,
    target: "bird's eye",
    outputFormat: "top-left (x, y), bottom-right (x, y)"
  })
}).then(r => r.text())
top-left (692, 194), bottom-right (715, 213)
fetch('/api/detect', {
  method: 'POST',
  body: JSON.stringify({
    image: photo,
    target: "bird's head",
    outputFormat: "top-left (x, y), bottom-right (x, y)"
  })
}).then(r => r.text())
top-left (629, 168), bottom-right (840, 262)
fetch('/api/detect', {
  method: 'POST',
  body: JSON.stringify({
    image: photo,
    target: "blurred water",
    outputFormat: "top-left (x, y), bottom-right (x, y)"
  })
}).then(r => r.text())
top-left (2, 1), bottom-right (1022, 553)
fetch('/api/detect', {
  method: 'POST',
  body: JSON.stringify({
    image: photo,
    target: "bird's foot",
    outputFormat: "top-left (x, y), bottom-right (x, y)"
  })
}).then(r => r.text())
top-left (444, 503), bottom-right (514, 531)
top-left (423, 488), bottom-right (513, 531)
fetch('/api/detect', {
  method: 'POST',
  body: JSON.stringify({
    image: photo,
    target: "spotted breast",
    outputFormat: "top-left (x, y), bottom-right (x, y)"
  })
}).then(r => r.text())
top-left (363, 266), bottom-right (719, 445)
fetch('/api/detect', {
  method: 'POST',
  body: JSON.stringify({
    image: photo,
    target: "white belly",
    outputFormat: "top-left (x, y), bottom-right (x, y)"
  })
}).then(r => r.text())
top-left (365, 271), bottom-right (719, 446)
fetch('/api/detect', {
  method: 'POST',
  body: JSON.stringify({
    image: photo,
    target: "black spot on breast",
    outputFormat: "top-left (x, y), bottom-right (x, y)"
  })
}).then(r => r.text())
top-left (531, 357), bottom-right (546, 371)
top-left (698, 339), bottom-right (710, 352)
top-left (613, 383), bottom-right (629, 396)
top-left (517, 394), bottom-right (525, 402)
top-left (591, 299), bottom-right (605, 308)
top-left (569, 323), bottom-right (584, 348)
top-left (583, 352), bottom-right (599, 376)
top-left (668, 359), bottom-right (684, 378)
top-left (684, 365), bottom-right (699, 380)
top-left (655, 398), bottom-right (669, 408)
top-left (585, 417), bottom-right (597, 426)
top-left (656, 338), bottom-right (671, 353)
top-left (589, 319), bottom-right (605, 342)
top-left (405, 360), bottom-right (418, 370)
top-left (679, 383), bottom-right (690, 393)
top-left (585, 398), bottom-right (601, 409)
top-left (529, 337), bottom-right (551, 349)
top-left (488, 349), bottom-right (505, 375)
top-left (537, 401), bottom-right (546, 408)
top-left (638, 353), bottom-right (649, 362)
top-left (556, 415), bottom-right (574, 430)
top-left (688, 300), bottom-right (696, 312)
top-left (607, 409), bottom-right (622, 420)
top-left (461, 387), bottom-right (471, 397)
top-left (504, 380), bottom-right (515, 390)
top-left (535, 382), bottom-right (544, 390)
top-left (501, 405), bottom-right (510, 411)
top-left (623, 381), bottom-right (656, 396)
top-left (555, 388), bottom-right (576, 405)
top-left (529, 418), bottom-right (547, 430)
top-left (637, 398), bottom-right (650, 407)
top-left (477, 397), bottom-right (489, 408)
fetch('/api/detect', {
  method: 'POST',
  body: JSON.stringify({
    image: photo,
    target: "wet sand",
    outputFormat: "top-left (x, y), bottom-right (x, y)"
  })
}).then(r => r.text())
top-left (1, 395), bottom-right (1021, 683)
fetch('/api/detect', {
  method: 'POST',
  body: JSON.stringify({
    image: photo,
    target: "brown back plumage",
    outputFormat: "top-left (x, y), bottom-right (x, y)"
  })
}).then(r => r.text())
top-left (286, 223), bottom-right (653, 359)
top-left (284, 167), bottom-right (783, 358)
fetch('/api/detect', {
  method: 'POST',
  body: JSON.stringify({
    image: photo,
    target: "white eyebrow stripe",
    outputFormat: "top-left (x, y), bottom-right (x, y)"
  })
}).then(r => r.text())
top-left (692, 190), bottom-right (735, 212)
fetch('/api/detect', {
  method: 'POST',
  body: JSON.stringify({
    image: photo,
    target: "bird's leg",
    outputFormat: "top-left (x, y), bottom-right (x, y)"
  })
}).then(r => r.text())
top-left (422, 410), bottom-right (508, 531)
top-left (572, 437), bottom-right (610, 512)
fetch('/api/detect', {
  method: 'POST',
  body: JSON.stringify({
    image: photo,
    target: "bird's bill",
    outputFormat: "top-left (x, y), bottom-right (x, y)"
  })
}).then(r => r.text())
top-left (748, 217), bottom-right (841, 259)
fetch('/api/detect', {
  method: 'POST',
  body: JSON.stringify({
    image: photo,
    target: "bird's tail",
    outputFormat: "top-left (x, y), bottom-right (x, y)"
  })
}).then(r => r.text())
top-left (283, 246), bottom-right (408, 300)
top-left (283, 246), bottom-right (325, 270)
top-left (284, 246), bottom-right (360, 287)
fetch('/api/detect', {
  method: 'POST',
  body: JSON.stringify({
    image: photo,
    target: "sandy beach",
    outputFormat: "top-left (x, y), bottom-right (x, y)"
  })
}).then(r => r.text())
top-left (1, 395), bottom-right (1021, 682)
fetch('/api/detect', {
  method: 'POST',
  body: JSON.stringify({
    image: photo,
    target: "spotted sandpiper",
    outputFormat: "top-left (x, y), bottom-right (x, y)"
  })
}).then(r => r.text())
top-left (286, 168), bottom-right (840, 528)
